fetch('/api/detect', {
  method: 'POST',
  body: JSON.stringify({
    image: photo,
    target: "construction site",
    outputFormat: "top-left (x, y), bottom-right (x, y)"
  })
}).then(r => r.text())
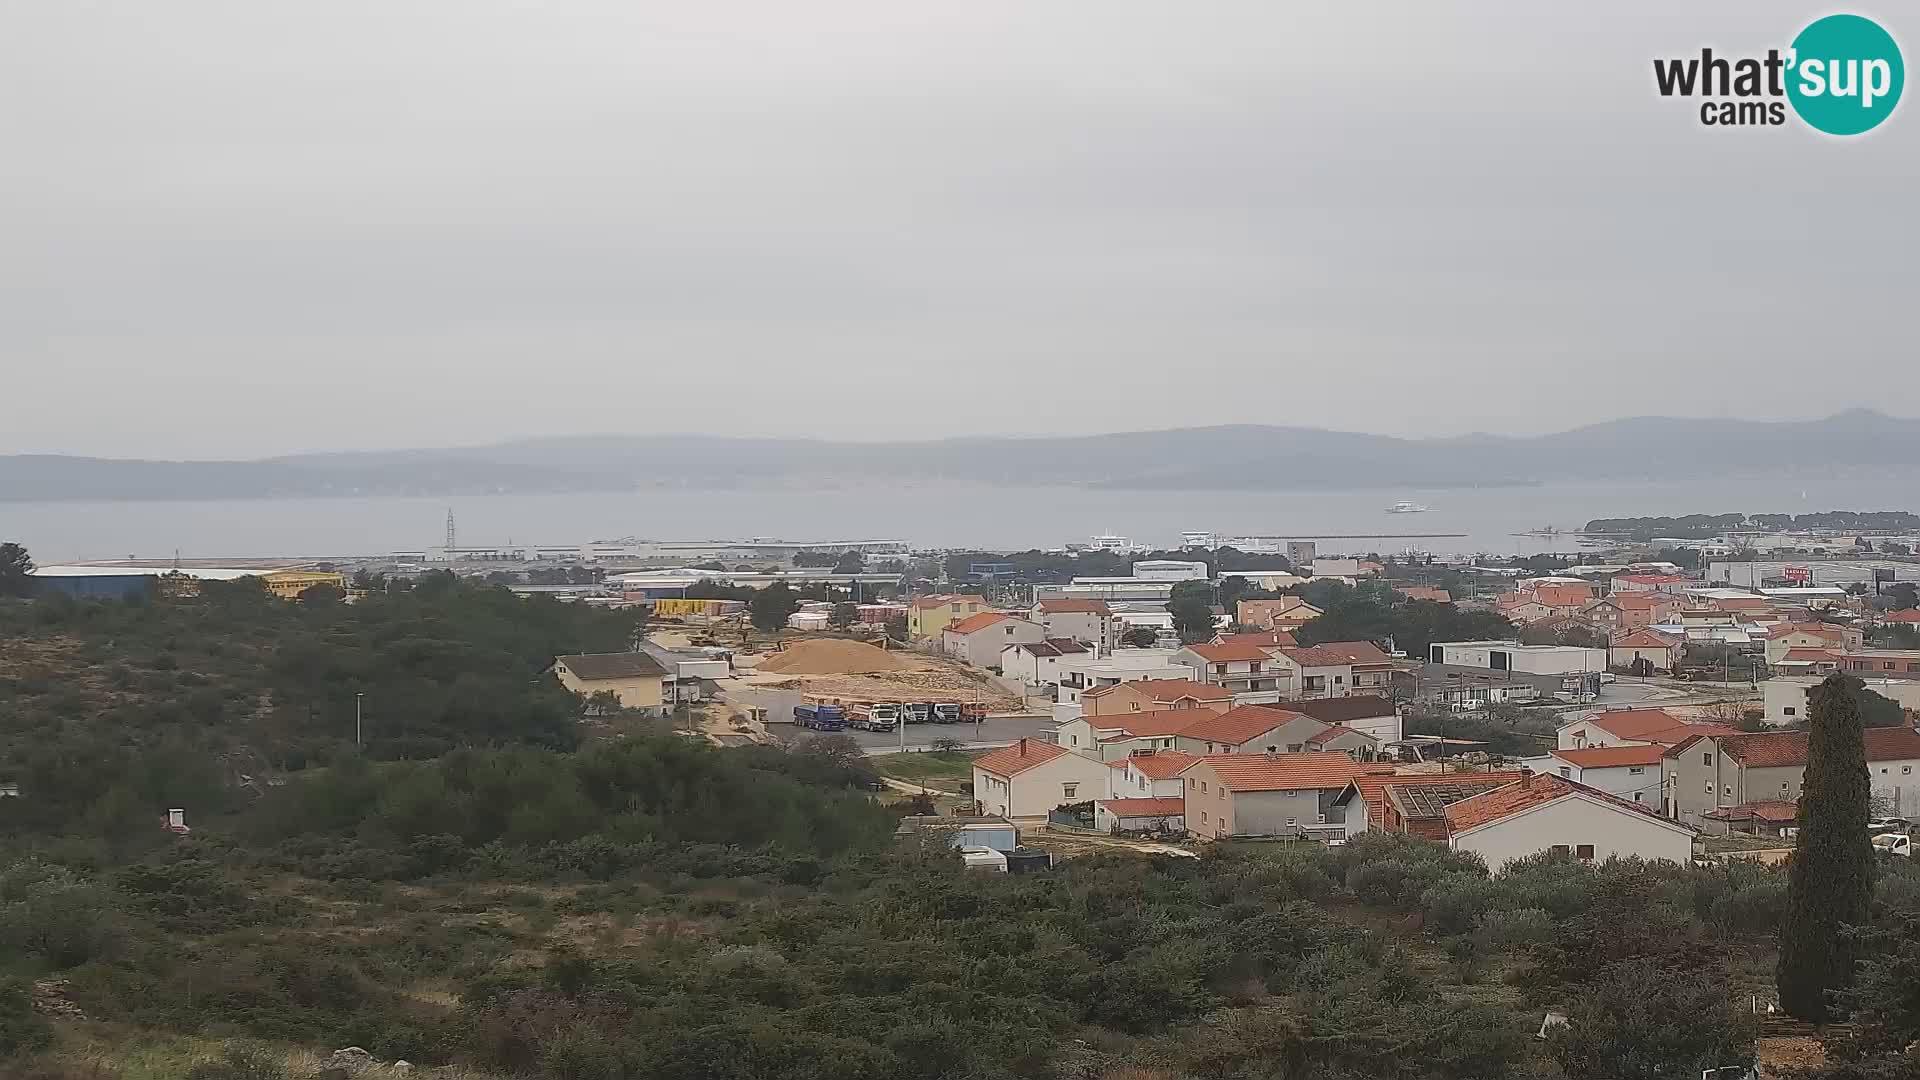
top-left (736, 638), bottom-right (1023, 713)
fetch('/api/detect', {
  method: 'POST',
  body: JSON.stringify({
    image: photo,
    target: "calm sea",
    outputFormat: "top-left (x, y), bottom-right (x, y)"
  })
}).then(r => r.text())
top-left (4, 468), bottom-right (1913, 564)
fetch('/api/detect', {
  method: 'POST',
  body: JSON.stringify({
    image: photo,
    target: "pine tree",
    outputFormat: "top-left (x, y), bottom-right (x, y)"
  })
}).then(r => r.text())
top-left (1777, 673), bottom-right (1876, 1020)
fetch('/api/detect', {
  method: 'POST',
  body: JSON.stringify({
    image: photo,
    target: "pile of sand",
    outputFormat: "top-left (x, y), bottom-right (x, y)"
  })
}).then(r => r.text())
top-left (755, 638), bottom-right (910, 675)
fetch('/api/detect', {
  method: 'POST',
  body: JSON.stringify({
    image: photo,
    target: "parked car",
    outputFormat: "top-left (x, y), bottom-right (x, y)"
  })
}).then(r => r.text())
top-left (1868, 816), bottom-right (1908, 833)
top-left (1872, 832), bottom-right (1912, 858)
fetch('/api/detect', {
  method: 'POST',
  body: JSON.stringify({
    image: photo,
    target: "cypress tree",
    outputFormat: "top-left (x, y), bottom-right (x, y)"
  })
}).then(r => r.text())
top-left (1776, 673), bottom-right (1876, 1020)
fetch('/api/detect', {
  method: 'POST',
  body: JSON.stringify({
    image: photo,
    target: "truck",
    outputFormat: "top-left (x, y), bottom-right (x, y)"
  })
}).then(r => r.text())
top-left (961, 702), bottom-right (988, 724)
top-left (903, 702), bottom-right (932, 725)
top-left (851, 703), bottom-right (899, 732)
top-left (794, 702), bottom-right (847, 732)
top-left (932, 702), bottom-right (962, 725)
top-left (1872, 832), bottom-right (1912, 858)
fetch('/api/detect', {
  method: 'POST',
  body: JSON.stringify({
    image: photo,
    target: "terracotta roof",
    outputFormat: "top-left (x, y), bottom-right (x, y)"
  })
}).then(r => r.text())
top-left (1565, 708), bottom-right (1682, 740)
top-left (912, 593), bottom-right (987, 609)
top-left (972, 738), bottom-right (1070, 778)
top-left (1444, 772), bottom-right (1675, 834)
top-left (1308, 724), bottom-right (1372, 745)
top-left (1186, 641), bottom-right (1278, 663)
top-left (1618, 574), bottom-right (1689, 585)
top-left (1766, 622), bottom-right (1846, 640)
top-left (1035, 599), bottom-right (1112, 615)
top-left (1550, 744), bottom-right (1667, 768)
top-left (945, 611), bottom-right (1014, 635)
top-left (1281, 695), bottom-right (1397, 725)
top-left (1780, 647), bottom-right (1841, 663)
top-left (1094, 708), bottom-right (1224, 739)
top-left (1884, 609), bottom-right (1920, 624)
top-left (1178, 705), bottom-right (1312, 746)
top-left (1716, 727), bottom-right (1920, 769)
top-left (553, 652), bottom-right (668, 680)
top-left (1704, 799), bottom-right (1798, 823)
top-left (1339, 770), bottom-right (1525, 830)
top-left (1189, 753), bottom-right (1384, 793)
top-left (1123, 750), bottom-right (1199, 778)
top-left (1638, 722), bottom-right (1743, 746)
top-left (1396, 587), bottom-right (1452, 603)
top-left (1082, 678), bottom-right (1232, 703)
top-left (1215, 630), bottom-right (1298, 648)
top-left (1282, 641), bottom-right (1392, 667)
top-left (1613, 593), bottom-right (1661, 610)
top-left (1534, 585), bottom-right (1594, 608)
top-left (1712, 596), bottom-right (1776, 611)
top-left (1611, 629), bottom-right (1680, 648)
top-left (1011, 638), bottom-right (1090, 658)
top-left (1097, 796), bottom-right (1187, 817)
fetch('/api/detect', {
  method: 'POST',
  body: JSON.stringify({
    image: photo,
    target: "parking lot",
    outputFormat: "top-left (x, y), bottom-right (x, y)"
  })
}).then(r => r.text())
top-left (773, 712), bottom-right (1056, 754)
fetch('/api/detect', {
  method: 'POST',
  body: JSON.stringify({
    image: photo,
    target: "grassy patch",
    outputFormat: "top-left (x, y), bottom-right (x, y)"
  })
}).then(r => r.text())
top-left (869, 749), bottom-right (979, 789)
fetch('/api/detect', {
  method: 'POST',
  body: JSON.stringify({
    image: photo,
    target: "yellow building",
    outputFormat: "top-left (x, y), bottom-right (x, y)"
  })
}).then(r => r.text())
top-left (907, 594), bottom-right (992, 640)
top-left (262, 570), bottom-right (348, 600)
top-left (551, 652), bottom-right (669, 715)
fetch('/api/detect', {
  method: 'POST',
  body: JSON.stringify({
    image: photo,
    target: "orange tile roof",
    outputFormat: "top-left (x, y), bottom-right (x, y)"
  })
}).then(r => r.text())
top-left (1215, 630), bottom-right (1298, 648)
top-left (945, 611), bottom-right (1013, 635)
top-left (1704, 799), bottom-right (1799, 823)
top-left (1444, 773), bottom-right (1670, 833)
top-left (1123, 750), bottom-right (1199, 779)
top-left (1612, 594), bottom-right (1661, 610)
top-left (1766, 622), bottom-right (1847, 640)
top-left (1035, 599), bottom-right (1113, 615)
top-left (1712, 596), bottom-right (1776, 611)
top-left (1534, 585), bottom-right (1595, 608)
top-left (1397, 587), bottom-right (1453, 603)
top-left (1618, 574), bottom-right (1689, 585)
top-left (1190, 753), bottom-right (1383, 793)
top-left (1281, 641), bottom-right (1392, 667)
top-left (1082, 678), bottom-right (1232, 703)
top-left (1884, 609), bottom-right (1920, 624)
top-left (1611, 629), bottom-right (1680, 648)
top-left (1780, 647), bottom-right (1841, 662)
top-left (1097, 796), bottom-right (1186, 817)
top-left (1550, 744), bottom-right (1667, 768)
top-left (1714, 727), bottom-right (1920, 769)
top-left (1574, 708), bottom-right (1681, 740)
top-left (972, 738), bottom-right (1070, 778)
top-left (1094, 708), bottom-right (1223, 739)
top-left (1307, 724), bottom-right (1367, 745)
top-left (1178, 705), bottom-right (1311, 746)
top-left (1342, 771), bottom-right (1525, 830)
top-left (1186, 641), bottom-right (1277, 663)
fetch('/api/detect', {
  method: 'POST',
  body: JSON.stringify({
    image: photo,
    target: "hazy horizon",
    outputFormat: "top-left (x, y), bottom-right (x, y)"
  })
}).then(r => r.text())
top-left (5, 2), bottom-right (1915, 458)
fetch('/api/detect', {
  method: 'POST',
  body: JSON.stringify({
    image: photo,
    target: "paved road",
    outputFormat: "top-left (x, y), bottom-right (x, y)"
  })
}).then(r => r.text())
top-left (773, 714), bottom-right (1056, 754)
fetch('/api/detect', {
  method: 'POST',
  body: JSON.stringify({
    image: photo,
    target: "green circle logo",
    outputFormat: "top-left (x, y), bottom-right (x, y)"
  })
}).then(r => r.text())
top-left (1787, 14), bottom-right (1904, 135)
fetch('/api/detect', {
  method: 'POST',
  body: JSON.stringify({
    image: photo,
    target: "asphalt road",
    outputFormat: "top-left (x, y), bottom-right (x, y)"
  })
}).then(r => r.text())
top-left (774, 713), bottom-right (1056, 754)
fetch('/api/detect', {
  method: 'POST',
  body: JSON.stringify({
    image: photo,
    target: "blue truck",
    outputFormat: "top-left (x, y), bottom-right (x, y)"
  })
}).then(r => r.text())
top-left (794, 702), bottom-right (847, 732)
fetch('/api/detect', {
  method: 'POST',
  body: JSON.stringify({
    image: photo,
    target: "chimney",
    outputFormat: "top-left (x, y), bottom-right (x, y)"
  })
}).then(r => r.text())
top-left (1519, 772), bottom-right (1532, 789)
top-left (1018, 738), bottom-right (1028, 757)
top-left (1264, 748), bottom-right (1279, 761)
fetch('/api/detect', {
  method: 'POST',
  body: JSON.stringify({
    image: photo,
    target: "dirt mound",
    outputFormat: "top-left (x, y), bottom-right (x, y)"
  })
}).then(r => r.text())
top-left (755, 639), bottom-right (909, 675)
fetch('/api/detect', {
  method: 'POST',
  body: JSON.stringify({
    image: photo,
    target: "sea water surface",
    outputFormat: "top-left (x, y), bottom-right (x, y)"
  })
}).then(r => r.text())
top-left (4, 468), bottom-right (1914, 563)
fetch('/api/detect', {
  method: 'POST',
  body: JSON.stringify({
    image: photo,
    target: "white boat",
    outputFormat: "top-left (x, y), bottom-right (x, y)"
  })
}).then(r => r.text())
top-left (1385, 502), bottom-right (1430, 514)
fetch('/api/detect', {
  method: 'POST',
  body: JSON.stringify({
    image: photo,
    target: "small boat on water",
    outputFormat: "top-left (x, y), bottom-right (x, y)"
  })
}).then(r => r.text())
top-left (1385, 502), bottom-right (1430, 514)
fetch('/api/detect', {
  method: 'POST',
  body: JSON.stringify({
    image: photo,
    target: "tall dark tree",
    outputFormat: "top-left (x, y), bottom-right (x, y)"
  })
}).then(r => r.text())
top-left (1777, 673), bottom-right (1877, 1021)
top-left (1166, 580), bottom-right (1215, 645)
top-left (749, 581), bottom-right (801, 632)
top-left (0, 542), bottom-right (33, 598)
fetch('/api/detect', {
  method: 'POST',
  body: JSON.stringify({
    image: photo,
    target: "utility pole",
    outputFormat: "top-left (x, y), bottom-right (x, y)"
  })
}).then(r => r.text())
top-left (355, 692), bottom-right (364, 749)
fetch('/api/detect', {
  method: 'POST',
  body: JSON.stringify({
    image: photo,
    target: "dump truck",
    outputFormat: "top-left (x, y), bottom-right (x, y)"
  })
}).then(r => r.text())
top-left (932, 702), bottom-right (962, 724)
top-left (850, 703), bottom-right (899, 732)
top-left (794, 702), bottom-right (847, 732)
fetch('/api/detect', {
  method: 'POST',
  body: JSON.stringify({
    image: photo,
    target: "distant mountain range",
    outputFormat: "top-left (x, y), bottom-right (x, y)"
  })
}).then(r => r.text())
top-left (3, 409), bottom-right (1916, 501)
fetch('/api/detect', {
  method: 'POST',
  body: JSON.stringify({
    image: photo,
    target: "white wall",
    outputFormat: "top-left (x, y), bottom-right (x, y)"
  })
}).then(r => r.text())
top-left (1451, 794), bottom-right (1693, 871)
top-left (972, 753), bottom-right (1113, 818)
top-left (1525, 759), bottom-right (1664, 808)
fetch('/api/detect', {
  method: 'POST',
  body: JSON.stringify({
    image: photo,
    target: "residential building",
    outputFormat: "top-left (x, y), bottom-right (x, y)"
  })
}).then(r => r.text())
top-left (1520, 745), bottom-right (1668, 808)
top-left (1307, 725), bottom-right (1381, 756)
top-left (1333, 771), bottom-right (1526, 839)
top-left (1442, 773), bottom-right (1696, 870)
top-left (1274, 641), bottom-right (1394, 698)
top-left (1050, 650), bottom-right (1193, 704)
top-left (1212, 629), bottom-right (1298, 650)
top-left (1093, 797), bottom-right (1186, 834)
top-left (907, 594), bottom-right (991, 640)
top-left (943, 613), bottom-right (1045, 669)
top-left (1081, 678), bottom-right (1234, 717)
top-left (1762, 622), bottom-right (1866, 664)
top-left (1236, 597), bottom-right (1324, 632)
top-left (1174, 641), bottom-right (1291, 700)
top-left (1056, 708), bottom-right (1222, 760)
top-left (971, 738), bottom-right (1115, 819)
top-left (1030, 599), bottom-right (1117, 652)
top-left (1611, 573), bottom-right (1693, 595)
top-left (1105, 749), bottom-right (1198, 799)
top-left (1284, 694), bottom-right (1403, 742)
top-left (1613, 592), bottom-right (1679, 628)
top-left (1396, 586), bottom-right (1452, 603)
top-left (260, 569), bottom-right (349, 600)
top-left (999, 639), bottom-right (1090, 689)
top-left (1181, 754), bottom-right (1380, 841)
top-left (1312, 558), bottom-right (1363, 578)
top-left (1171, 706), bottom-right (1334, 757)
top-left (1431, 640), bottom-right (1608, 677)
top-left (1556, 708), bottom-right (1739, 751)
top-left (1838, 648), bottom-right (1920, 678)
top-left (1764, 675), bottom-right (1920, 725)
top-left (1773, 648), bottom-right (1843, 677)
top-left (550, 652), bottom-right (669, 715)
top-left (1608, 629), bottom-right (1684, 673)
top-left (1665, 726), bottom-right (1920, 825)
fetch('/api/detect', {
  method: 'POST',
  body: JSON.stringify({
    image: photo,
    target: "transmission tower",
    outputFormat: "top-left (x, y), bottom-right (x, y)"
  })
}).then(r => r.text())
top-left (445, 508), bottom-right (457, 554)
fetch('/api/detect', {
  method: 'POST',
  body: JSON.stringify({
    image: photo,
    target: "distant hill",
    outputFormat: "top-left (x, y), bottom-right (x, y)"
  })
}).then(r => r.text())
top-left (3, 409), bottom-right (1917, 500)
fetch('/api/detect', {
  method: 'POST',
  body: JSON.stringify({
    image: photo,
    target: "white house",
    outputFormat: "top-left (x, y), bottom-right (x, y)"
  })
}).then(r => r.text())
top-left (942, 613), bottom-right (1045, 670)
top-left (1106, 749), bottom-right (1198, 799)
top-left (999, 638), bottom-right (1091, 690)
top-left (1442, 773), bottom-right (1696, 871)
top-left (1519, 745), bottom-right (1667, 809)
top-left (1430, 640), bottom-right (1608, 676)
top-left (1607, 629), bottom-right (1684, 674)
top-left (1175, 641), bottom-right (1292, 701)
top-left (971, 738), bottom-right (1115, 819)
top-left (1049, 649), bottom-right (1193, 704)
top-left (1030, 599), bottom-right (1117, 652)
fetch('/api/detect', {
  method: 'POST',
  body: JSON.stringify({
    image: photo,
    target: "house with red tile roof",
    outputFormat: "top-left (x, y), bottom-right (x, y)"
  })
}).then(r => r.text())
top-left (1881, 608), bottom-right (1920, 625)
top-left (1700, 799), bottom-right (1799, 838)
top-left (1331, 771), bottom-right (1527, 839)
top-left (999, 638), bottom-right (1090, 687)
top-left (1520, 744), bottom-right (1668, 809)
top-left (1396, 586), bottom-right (1453, 604)
top-left (1610, 573), bottom-right (1693, 595)
top-left (1174, 641), bottom-right (1296, 699)
top-left (1608, 628), bottom-right (1683, 673)
top-left (1105, 749), bottom-right (1199, 799)
top-left (1170, 705), bottom-right (1338, 757)
top-left (971, 738), bottom-right (1115, 819)
top-left (1057, 707), bottom-right (1226, 760)
top-left (1774, 647), bottom-right (1842, 675)
top-left (1664, 726), bottom-right (1920, 828)
top-left (1080, 678), bottom-right (1233, 718)
top-left (1236, 597), bottom-right (1324, 632)
top-left (1441, 772), bottom-right (1695, 869)
top-left (942, 612), bottom-right (1045, 669)
top-left (1272, 641), bottom-right (1394, 697)
top-left (906, 594), bottom-right (992, 640)
top-left (1029, 598), bottom-right (1116, 652)
top-left (1180, 753), bottom-right (1388, 840)
top-left (1555, 708), bottom-right (1740, 751)
top-left (1093, 796), bottom-right (1187, 835)
top-left (1762, 622), bottom-right (1864, 664)
top-left (1213, 629), bottom-right (1299, 650)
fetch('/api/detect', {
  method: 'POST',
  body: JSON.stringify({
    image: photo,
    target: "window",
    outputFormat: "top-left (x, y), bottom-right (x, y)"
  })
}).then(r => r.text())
top-left (1576, 844), bottom-right (1595, 861)
top-left (1063, 784), bottom-right (1078, 799)
top-left (1784, 707), bottom-right (1796, 716)
top-left (1905, 766), bottom-right (1913, 775)
top-left (1634, 792), bottom-right (1644, 803)
top-left (1334, 675), bottom-right (1344, 685)
top-left (1628, 766), bottom-right (1644, 775)
top-left (1558, 767), bottom-right (1572, 778)
top-left (1218, 788), bottom-right (1225, 800)
top-left (1551, 844), bottom-right (1571, 855)
top-left (1702, 752), bottom-right (1713, 766)
top-left (1188, 777), bottom-right (1195, 789)
top-left (1286, 817), bottom-right (1296, 827)
top-left (1316, 813), bottom-right (1327, 824)
top-left (1723, 785), bottom-right (1733, 796)
top-left (1201, 810), bottom-right (1209, 824)
top-left (1705, 781), bottom-right (1715, 794)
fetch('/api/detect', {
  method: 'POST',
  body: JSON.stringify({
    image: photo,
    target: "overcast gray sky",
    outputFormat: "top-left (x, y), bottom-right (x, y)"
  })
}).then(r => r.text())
top-left (3, 2), bottom-right (1913, 458)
